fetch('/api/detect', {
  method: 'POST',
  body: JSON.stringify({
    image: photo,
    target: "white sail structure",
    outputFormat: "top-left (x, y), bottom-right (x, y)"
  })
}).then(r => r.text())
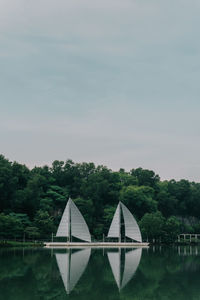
top-left (121, 202), bottom-right (142, 243)
top-left (56, 248), bottom-right (91, 294)
top-left (107, 203), bottom-right (120, 239)
top-left (56, 198), bottom-right (91, 242)
top-left (107, 202), bottom-right (142, 243)
top-left (107, 248), bottom-right (142, 290)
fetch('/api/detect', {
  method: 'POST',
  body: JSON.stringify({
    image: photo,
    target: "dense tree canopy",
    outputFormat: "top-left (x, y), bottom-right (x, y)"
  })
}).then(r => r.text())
top-left (0, 154), bottom-right (200, 242)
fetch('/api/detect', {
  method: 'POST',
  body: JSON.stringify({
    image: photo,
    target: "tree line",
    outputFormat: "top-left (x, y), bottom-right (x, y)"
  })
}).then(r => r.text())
top-left (0, 154), bottom-right (200, 243)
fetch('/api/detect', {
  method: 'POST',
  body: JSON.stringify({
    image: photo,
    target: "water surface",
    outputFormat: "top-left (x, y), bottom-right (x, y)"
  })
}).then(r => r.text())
top-left (1, 246), bottom-right (200, 300)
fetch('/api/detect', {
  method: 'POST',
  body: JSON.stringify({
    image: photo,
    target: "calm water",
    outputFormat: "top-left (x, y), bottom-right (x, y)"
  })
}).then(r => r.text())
top-left (1, 246), bottom-right (200, 300)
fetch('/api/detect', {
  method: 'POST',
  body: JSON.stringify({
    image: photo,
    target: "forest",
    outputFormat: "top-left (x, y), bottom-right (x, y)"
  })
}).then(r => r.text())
top-left (0, 154), bottom-right (200, 243)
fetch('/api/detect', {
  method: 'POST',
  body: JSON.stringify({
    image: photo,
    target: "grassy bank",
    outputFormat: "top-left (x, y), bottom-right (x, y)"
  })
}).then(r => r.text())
top-left (0, 241), bottom-right (44, 247)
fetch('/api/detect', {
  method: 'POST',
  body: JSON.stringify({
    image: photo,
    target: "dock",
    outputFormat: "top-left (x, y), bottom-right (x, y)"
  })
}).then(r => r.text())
top-left (44, 242), bottom-right (149, 248)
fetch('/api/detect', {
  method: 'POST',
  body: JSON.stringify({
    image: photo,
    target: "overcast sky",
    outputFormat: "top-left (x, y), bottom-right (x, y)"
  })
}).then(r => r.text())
top-left (0, 0), bottom-right (200, 181)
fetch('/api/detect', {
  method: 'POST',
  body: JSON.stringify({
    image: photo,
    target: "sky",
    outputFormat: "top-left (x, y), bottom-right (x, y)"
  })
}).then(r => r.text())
top-left (0, 0), bottom-right (200, 181)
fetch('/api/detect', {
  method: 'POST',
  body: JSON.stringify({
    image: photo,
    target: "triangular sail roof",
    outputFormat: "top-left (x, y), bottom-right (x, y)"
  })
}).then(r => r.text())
top-left (56, 198), bottom-right (91, 242)
top-left (107, 203), bottom-right (120, 238)
top-left (121, 202), bottom-right (142, 243)
top-left (107, 202), bottom-right (142, 242)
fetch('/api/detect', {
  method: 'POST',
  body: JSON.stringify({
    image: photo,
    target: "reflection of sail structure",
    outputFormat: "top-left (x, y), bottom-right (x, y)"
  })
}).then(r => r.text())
top-left (56, 248), bottom-right (91, 294)
top-left (121, 248), bottom-right (141, 289)
top-left (107, 248), bottom-right (142, 290)
top-left (107, 202), bottom-right (142, 242)
top-left (56, 198), bottom-right (91, 242)
top-left (107, 251), bottom-right (121, 288)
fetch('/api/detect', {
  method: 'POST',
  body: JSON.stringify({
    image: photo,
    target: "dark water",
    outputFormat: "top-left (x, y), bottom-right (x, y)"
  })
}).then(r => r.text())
top-left (1, 246), bottom-right (200, 300)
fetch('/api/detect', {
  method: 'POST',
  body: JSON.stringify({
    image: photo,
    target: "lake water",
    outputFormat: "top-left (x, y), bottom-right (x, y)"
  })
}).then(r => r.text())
top-left (1, 246), bottom-right (200, 300)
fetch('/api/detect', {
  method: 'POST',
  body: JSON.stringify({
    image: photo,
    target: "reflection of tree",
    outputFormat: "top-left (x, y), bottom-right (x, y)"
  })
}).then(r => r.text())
top-left (0, 249), bottom-right (62, 300)
top-left (120, 248), bottom-right (200, 300)
top-left (1, 247), bottom-right (200, 300)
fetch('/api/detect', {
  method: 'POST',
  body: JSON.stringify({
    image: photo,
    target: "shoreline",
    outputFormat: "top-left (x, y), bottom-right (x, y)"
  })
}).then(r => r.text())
top-left (0, 241), bottom-right (44, 248)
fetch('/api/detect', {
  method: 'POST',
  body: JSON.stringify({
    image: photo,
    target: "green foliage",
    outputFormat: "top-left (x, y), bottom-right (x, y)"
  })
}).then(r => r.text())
top-left (34, 210), bottom-right (55, 238)
top-left (120, 185), bottom-right (157, 218)
top-left (0, 213), bottom-right (23, 239)
top-left (157, 181), bottom-right (177, 217)
top-left (140, 212), bottom-right (165, 240)
top-left (163, 216), bottom-right (181, 243)
top-left (103, 205), bottom-right (117, 234)
top-left (140, 213), bottom-right (181, 243)
top-left (118, 169), bottom-right (138, 186)
top-left (24, 227), bottom-right (40, 239)
top-left (46, 185), bottom-right (68, 207)
top-left (1, 154), bottom-right (200, 242)
top-left (0, 240), bottom-right (42, 247)
top-left (131, 167), bottom-right (160, 188)
top-left (9, 213), bottom-right (31, 229)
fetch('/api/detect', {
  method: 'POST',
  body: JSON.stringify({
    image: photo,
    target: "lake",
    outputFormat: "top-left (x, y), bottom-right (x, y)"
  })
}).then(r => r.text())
top-left (0, 246), bottom-right (200, 299)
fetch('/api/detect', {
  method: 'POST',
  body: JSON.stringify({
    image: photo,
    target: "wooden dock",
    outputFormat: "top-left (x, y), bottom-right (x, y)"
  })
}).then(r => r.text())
top-left (44, 242), bottom-right (149, 248)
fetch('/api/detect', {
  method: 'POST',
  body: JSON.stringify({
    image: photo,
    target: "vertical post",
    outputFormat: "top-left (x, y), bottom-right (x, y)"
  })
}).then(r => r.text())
top-left (103, 234), bottom-right (105, 243)
top-left (51, 232), bottom-right (54, 243)
top-left (119, 247), bottom-right (121, 289)
top-left (67, 249), bottom-right (71, 295)
top-left (68, 199), bottom-right (71, 243)
top-left (190, 234), bottom-right (192, 243)
top-left (119, 203), bottom-right (121, 243)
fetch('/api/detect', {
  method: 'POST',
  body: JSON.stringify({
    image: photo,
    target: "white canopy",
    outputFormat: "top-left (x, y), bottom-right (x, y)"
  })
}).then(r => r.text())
top-left (107, 201), bottom-right (142, 243)
top-left (56, 198), bottom-right (91, 242)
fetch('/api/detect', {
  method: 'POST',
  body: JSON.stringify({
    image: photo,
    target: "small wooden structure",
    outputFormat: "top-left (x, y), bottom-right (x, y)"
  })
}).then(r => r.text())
top-left (177, 233), bottom-right (200, 243)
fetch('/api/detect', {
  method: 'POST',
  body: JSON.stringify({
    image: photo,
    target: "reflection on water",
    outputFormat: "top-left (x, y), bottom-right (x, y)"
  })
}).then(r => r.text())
top-left (107, 248), bottom-right (142, 290)
top-left (1, 246), bottom-right (200, 299)
top-left (55, 248), bottom-right (91, 294)
top-left (55, 247), bottom-right (141, 294)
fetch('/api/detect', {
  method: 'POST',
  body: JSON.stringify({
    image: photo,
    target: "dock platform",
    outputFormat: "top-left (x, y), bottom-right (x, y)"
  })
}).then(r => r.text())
top-left (44, 242), bottom-right (149, 248)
